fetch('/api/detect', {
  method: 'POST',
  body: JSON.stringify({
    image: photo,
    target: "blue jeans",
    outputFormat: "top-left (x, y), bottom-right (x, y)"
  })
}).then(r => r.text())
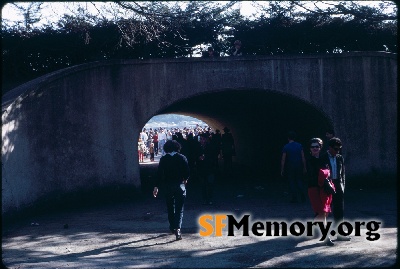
top-left (159, 140), bottom-right (166, 154)
top-left (166, 184), bottom-right (186, 230)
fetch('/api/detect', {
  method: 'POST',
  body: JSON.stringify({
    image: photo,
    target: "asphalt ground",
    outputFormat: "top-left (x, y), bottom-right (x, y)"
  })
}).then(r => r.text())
top-left (2, 156), bottom-right (398, 268)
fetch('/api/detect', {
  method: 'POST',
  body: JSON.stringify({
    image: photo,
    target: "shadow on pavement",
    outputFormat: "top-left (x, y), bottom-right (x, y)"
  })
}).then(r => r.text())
top-left (1, 160), bottom-right (397, 268)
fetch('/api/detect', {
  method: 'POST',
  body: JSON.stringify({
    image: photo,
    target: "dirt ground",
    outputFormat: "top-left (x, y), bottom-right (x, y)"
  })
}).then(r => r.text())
top-left (2, 158), bottom-right (398, 268)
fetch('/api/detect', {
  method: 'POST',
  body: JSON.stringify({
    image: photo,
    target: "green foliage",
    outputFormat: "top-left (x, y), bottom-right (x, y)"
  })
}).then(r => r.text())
top-left (233, 13), bottom-right (397, 55)
top-left (1, 1), bottom-right (397, 95)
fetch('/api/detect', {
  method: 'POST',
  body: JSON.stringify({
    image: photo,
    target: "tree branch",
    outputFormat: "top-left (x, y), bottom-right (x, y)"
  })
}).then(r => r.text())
top-left (289, 0), bottom-right (397, 21)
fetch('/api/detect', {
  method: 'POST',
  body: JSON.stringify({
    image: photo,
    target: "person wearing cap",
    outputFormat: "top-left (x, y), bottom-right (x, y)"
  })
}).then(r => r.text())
top-left (229, 40), bottom-right (243, 56)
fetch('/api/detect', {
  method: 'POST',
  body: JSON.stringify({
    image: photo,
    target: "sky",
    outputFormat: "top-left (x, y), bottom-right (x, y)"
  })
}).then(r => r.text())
top-left (1, 1), bottom-right (258, 27)
top-left (2, 1), bottom-right (395, 29)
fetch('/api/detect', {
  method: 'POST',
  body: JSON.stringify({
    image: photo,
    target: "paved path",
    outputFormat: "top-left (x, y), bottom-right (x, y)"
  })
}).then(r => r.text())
top-left (2, 162), bottom-right (397, 268)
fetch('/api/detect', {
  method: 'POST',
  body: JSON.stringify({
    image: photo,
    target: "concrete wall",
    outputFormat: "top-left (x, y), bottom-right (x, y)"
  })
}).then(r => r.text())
top-left (2, 52), bottom-right (397, 214)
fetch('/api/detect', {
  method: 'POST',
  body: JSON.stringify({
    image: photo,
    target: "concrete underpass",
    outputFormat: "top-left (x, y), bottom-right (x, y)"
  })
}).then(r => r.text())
top-left (157, 89), bottom-right (332, 179)
top-left (2, 52), bottom-right (397, 217)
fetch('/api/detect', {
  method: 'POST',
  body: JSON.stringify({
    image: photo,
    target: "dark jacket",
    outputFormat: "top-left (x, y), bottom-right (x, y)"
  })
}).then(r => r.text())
top-left (156, 153), bottom-right (190, 192)
top-left (197, 142), bottom-right (215, 176)
top-left (320, 152), bottom-right (346, 192)
top-left (221, 133), bottom-right (235, 156)
top-left (305, 155), bottom-right (324, 188)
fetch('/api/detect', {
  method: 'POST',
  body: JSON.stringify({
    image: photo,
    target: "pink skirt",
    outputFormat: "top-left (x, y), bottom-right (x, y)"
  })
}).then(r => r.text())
top-left (308, 187), bottom-right (332, 214)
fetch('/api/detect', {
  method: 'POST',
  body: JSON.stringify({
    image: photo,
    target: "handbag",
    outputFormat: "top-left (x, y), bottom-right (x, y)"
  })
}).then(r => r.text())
top-left (318, 168), bottom-right (336, 195)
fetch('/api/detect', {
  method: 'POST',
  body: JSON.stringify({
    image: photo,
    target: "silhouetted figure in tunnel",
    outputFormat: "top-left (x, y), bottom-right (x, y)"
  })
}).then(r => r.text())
top-left (323, 129), bottom-right (335, 152)
top-left (280, 131), bottom-right (307, 203)
top-left (186, 132), bottom-right (201, 174)
top-left (221, 127), bottom-right (235, 178)
top-left (210, 129), bottom-right (222, 178)
top-left (153, 140), bottom-right (190, 241)
top-left (174, 131), bottom-right (189, 158)
top-left (197, 133), bottom-right (215, 205)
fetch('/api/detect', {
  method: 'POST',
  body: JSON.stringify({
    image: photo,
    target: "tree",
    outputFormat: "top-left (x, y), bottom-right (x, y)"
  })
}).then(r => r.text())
top-left (290, 1), bottom-right (397, 22)
top-left (173, 1), bottom-right (241, 56)
top-left (233, 1), bottom-right (397, 55)
top-left (9, 2), bottom-right (44, 31)
top-left (253, 1), bottom-right (397, 23)
top-left (1, 1), bottom-right (397, 95)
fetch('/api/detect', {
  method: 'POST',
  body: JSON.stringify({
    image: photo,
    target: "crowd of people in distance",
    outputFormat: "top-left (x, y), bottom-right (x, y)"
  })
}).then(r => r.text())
top-left (138, 124), bottom-right (209, 162)
top-left (138, 125), bottom-right (235, 176)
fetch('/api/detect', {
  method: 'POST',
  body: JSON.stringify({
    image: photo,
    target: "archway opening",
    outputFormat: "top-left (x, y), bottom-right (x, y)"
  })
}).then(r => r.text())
top-left (138, 114), bottom-right (212, 193)
top-left (138, 114), bottom-right (208, 165)
top-left (138, 89), bottom-right (333, 194)
top-left (156, 89), bottom-right (333, 181)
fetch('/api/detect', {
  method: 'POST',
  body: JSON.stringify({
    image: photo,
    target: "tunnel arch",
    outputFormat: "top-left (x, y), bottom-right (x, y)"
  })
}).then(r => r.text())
top-left (2, 52), bottom-right (396, 215)
top-left (147, 88), bottom-right (333, 180)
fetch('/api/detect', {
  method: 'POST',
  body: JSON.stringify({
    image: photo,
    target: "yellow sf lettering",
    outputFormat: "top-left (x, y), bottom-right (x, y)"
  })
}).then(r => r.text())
top-left (198, 214), bottom-right (227, 236)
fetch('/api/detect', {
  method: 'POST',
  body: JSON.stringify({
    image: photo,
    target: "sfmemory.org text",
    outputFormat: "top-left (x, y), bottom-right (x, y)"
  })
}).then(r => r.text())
top-left (198, 214), bottom-right (381, 241)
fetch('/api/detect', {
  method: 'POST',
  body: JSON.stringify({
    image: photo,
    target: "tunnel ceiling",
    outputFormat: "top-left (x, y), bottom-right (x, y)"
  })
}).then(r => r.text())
top-left (159, 89), bottom-right (331, 138)
top-left (157, 89), bottom-right (332, 178)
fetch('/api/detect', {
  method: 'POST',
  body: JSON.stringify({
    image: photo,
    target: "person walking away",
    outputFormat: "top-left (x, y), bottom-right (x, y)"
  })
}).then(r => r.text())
top-left (153, 140), bottom-right (190, 240)
top-left (320, 137), bottom-right (350, 242)
top-left (221, 127), bottom-right (235, 178)
top-left (197, 133), bottom-right (215, 205)
top-left (280, 131), bottom-right (307, 203)
top-left (153, 131), bottom-right (159, 156)
top-left (186, 132), bottom-right (201, 175)
top-left (306, 138), bottom-right (334, 246)
top-left (211, 129), bottom-right (222, 179)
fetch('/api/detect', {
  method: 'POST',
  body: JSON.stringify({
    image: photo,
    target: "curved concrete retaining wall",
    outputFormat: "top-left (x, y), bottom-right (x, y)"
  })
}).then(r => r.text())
top-left (2, 52), bottom-right (397, 214)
